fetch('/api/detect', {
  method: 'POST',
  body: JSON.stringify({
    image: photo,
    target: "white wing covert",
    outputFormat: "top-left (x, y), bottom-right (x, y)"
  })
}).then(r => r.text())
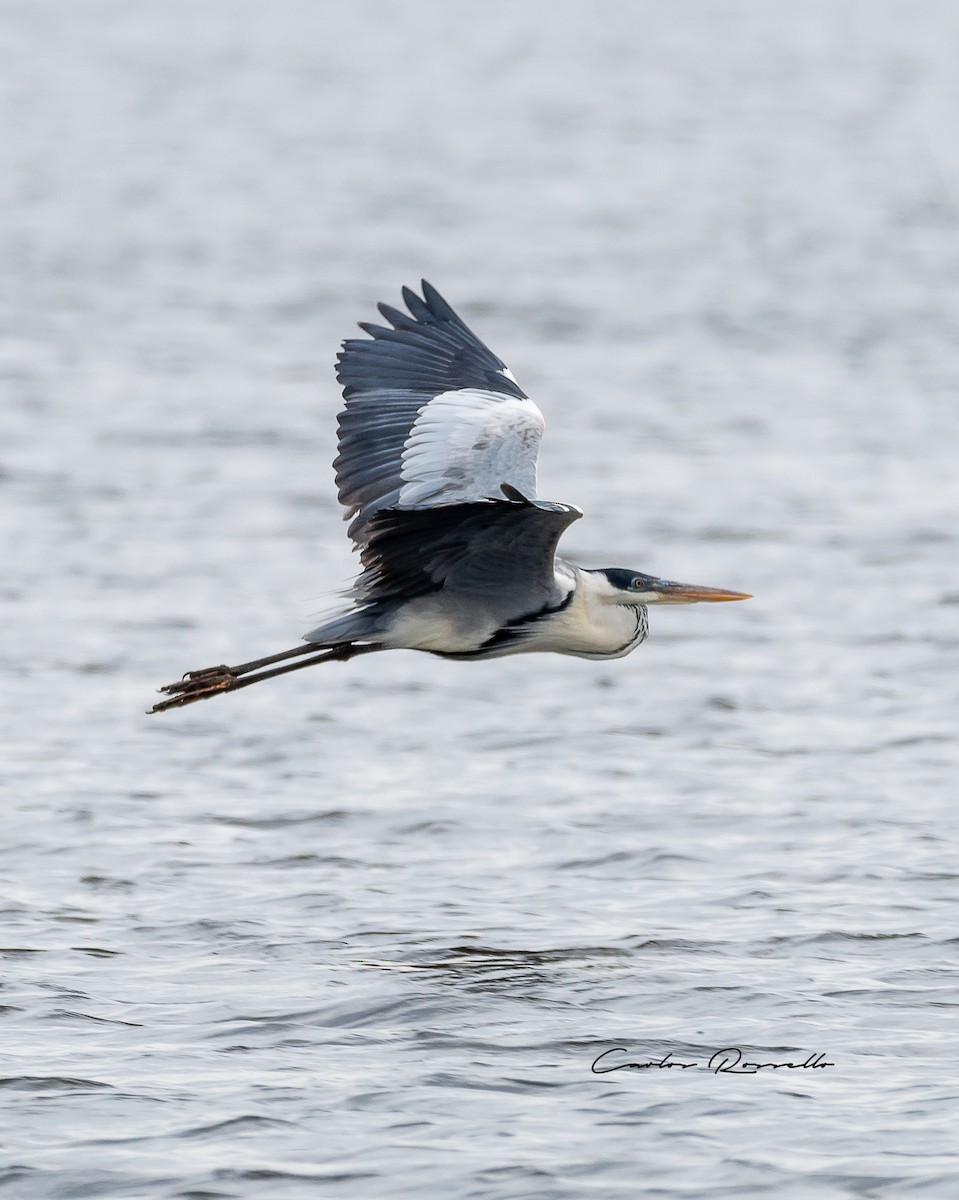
top-left (334, 281), bottom-right (545, 543)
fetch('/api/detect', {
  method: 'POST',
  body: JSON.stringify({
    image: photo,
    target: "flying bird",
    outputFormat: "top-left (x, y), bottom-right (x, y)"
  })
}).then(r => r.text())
top-left (151, 282), bottom-right (749, 712)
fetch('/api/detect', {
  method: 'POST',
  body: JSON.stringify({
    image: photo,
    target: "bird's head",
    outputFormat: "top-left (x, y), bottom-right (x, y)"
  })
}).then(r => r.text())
top-left (589, 568), bottom-right (751, 606)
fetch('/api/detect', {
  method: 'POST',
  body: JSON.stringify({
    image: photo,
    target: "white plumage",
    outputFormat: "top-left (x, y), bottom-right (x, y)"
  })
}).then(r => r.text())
top-left (398, 389), bottom-right (545, 507)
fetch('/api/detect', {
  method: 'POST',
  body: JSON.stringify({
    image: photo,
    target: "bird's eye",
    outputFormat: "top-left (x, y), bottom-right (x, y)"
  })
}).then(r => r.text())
top-left (631, 578), bottom-right (643, 589)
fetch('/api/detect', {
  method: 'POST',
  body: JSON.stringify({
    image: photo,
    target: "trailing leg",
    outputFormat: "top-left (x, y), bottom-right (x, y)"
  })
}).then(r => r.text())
top-left (149, 642), bottom-right (381, 712)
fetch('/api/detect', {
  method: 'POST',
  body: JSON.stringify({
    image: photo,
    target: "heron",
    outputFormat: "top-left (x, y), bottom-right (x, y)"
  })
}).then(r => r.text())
top-left (150, 281), bottom-right (749, 712)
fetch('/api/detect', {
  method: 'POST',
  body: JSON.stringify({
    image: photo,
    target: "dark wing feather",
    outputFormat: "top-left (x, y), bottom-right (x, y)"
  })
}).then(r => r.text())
top-left (334, 281), bottom-right (543, 544)
top-left (354, 497), bottom-right (581, 609)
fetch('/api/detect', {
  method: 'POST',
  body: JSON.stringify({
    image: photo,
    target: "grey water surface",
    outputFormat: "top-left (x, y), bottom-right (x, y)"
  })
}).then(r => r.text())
top-left (2, 2), bottom-right (959, 1196)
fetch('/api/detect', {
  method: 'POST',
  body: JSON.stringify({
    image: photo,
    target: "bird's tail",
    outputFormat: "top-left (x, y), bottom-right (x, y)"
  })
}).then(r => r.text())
top-left (148, 641), bottom-right (380, 713)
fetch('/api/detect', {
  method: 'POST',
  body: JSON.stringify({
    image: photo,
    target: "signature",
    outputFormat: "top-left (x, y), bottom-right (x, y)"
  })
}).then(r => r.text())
top-left (591, 1047), bottom-right (835, 1075)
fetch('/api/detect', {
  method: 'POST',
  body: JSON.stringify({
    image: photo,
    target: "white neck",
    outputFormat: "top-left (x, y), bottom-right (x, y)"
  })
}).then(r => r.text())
top-left (531, 567), bottom-right (649, 660)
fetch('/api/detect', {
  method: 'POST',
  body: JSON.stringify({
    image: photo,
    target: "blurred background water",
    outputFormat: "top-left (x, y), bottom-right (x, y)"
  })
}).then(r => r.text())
top-left (2, 1), bottom-right (959, 1196)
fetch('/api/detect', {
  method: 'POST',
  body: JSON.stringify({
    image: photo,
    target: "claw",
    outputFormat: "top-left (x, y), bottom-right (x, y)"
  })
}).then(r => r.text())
top-left (183, 664), bottom-right (231, 681)
top-left (158, 666), bottom-right (235, 695)
top-left (151, 664), bottom-right (239, 711)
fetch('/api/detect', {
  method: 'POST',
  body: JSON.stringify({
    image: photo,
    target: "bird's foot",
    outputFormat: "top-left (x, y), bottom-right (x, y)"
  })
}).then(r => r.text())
top-left (149, 664), bottom-right (238, 712)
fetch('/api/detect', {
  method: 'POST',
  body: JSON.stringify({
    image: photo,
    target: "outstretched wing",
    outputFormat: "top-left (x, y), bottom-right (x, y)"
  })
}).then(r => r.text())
top-left (334, 281), bottom-right (546, 543)
top-left (355, 495), bottom-right (582, 611)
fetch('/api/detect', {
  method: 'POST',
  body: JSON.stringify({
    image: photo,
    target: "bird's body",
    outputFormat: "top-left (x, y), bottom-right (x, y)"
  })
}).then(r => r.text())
top-left (318, 561), bottom-right (648, 662)
top-left (151, 282), bottom-right (748, 711)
